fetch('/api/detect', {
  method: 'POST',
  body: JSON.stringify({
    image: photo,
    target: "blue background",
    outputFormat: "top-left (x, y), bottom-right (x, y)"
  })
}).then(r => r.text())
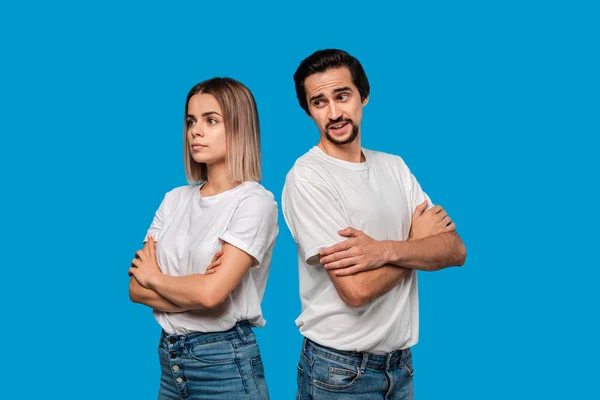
top-left (1, 1), bottom-right (598, 398)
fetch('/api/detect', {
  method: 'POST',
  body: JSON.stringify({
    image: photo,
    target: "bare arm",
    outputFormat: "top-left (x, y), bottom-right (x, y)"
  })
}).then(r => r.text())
top-left (325, 264), bottom-right (410, 308)
top-left (320, 202), bottom-right (462, 307)
top-left (129, 277), bottom-right (190, 312)
top-left (383, 230), bottom-right (466, 271)
top-left (128, 241), bottom-right (222, 311)
top-left (133, 239), bottom-right (255, 309)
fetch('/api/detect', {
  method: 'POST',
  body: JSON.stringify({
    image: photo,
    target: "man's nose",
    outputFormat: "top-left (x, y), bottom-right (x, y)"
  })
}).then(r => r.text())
top-left (327, 103), bottom-right (342, 120)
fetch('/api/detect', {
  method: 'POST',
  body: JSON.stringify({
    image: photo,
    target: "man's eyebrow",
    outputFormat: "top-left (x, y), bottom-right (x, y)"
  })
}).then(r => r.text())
top-left (309, 93), bottom-right (325, 103)
top-left (333, 87), bottom-right (352, 94)
top-left (309, 87), bottom-right (353, 103)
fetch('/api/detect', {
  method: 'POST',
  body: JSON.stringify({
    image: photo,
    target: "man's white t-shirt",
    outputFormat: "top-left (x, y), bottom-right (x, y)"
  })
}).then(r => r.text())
top-left (282, 146), bottom-right (432, 354)
top-left (144, 181), bottom-right (278, 335)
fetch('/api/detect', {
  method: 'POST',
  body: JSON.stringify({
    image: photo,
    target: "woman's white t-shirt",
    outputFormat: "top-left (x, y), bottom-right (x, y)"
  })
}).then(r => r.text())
top-left (144, 181), bottom-right (278, 334)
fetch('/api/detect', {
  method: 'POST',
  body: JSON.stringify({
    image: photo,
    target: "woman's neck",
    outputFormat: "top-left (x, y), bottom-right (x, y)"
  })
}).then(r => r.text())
top-left (201, 162), bottom-right (240, 197)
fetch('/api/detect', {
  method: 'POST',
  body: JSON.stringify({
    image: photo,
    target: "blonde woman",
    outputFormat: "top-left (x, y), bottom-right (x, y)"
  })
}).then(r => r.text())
top-left (129, 77), bottom-right (277, 400)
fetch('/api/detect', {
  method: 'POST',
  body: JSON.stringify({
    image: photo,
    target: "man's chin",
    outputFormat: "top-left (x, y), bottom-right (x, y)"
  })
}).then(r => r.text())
top-left (324, 131), bottom-right (358, 146)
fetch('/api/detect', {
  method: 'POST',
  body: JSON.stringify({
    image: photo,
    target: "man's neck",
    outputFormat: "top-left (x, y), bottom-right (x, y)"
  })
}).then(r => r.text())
top-left (317, 139), bottom-right (365, 163)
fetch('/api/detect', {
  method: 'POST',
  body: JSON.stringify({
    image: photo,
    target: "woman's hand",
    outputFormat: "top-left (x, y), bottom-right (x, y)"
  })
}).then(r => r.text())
top-left (129, 236), bottom-right (162, 288)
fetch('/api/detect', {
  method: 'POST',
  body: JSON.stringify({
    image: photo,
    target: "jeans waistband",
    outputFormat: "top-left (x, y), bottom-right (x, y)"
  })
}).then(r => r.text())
top-left (161, 320), bottom-right (254, 347)
top-left (303, 337), bottom-right (410, 371)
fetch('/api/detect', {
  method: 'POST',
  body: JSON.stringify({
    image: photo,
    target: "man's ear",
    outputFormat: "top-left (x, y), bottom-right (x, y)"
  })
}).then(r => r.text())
top-left (362, 96), bottom-right (369, 106)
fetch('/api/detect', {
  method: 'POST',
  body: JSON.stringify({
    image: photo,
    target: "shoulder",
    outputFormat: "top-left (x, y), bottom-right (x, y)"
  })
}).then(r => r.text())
top-left (161, 184), bottom-right (198, 205)
top-left (364, 148), bottom-right (408, 168)
top-left (237, 182), bottom-right (277, 212)
top-left (285, 149), bottom-right (332, 188)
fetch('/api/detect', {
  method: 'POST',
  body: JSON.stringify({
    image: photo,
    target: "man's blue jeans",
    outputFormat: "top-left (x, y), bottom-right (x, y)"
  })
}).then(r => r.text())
top-left (157, 321), bottom-right (269, 400)
top-left (297, 338), bottom-right (414, 400)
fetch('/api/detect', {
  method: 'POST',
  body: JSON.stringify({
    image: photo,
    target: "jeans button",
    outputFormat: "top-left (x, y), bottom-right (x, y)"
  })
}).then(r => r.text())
top-left (170, 352), bottom-right (176, 359)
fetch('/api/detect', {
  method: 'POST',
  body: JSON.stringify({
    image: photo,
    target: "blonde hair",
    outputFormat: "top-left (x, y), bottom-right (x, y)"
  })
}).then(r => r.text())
top-left (183, 78), bottom-right (262, 183)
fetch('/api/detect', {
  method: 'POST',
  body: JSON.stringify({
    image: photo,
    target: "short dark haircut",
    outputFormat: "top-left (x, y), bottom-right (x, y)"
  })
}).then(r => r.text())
top-left (293, 49), bottom-right (370, 115)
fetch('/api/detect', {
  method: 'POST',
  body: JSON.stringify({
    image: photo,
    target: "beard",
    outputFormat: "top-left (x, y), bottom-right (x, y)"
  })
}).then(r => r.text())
top-left (324, 118), bottom-right (359, 146)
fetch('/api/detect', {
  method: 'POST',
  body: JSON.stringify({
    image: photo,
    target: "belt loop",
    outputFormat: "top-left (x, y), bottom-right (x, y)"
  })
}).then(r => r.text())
top-left (360, 352), bottom-right (368, 374)
top-left (302, 337), bottom-right (308, 351)
top-left (235, 321), bottom-right (248, 344)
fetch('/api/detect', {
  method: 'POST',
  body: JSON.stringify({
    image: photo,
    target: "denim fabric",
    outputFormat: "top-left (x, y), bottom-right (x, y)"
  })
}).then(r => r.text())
top-left (297, 338), bottom-right (414, 400)
top-left (157, 321), bottom-right (269, 400)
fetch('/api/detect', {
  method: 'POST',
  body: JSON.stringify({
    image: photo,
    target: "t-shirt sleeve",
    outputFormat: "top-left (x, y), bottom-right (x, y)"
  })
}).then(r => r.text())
top-left (404, 162), bottom-right (434, 212)
top-left (282, 178), bottom-right (351, 265)
top-left (219, 193), bottom-right (278, 268)
top-left (143, 192), bottom-right (169, 243)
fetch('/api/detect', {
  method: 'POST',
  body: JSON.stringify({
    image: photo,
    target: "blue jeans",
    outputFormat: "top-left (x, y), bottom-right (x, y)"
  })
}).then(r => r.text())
top-left (297, 338), bottom-right (414, 400)
top-left (157, 321), bottom-right (269, 400)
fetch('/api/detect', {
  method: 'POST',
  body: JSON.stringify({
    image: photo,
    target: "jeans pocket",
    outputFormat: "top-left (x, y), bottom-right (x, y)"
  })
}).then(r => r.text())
top-left (250, 356), bottom-right (269, 400)
top-left (188, 340), bottom-right (236, 365)
top-left (311, 357), bottom-right (361, 391)
top-left (399, 351), bottom-right (415, 377)
top-left (296, 364), bottom-right (304, 400)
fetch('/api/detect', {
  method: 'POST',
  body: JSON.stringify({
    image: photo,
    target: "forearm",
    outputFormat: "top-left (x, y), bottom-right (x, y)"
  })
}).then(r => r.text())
top-left (129, 278), bottom-right (192, 313)
top-left (332, 264), bottom-right (410, 307)
top-left (384, 231), bottom-right (466, 271)
top-left (147, 273), bottom-right (221, 309)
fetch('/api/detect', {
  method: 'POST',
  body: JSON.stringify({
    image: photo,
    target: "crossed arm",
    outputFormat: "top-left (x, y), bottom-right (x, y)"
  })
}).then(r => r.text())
top-left (129, 237), bottom-right (253, 311)
top-left (318, 202), bottom-right (466, 307)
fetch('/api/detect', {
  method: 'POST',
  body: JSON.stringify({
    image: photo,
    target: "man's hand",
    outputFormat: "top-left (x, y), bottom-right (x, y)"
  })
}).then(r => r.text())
top-left (319, 227), bottom-right (386, 276)
top-left (129, 236), bottom-right (163, 287)
top-left (409, 201), bottom-right (455, 240)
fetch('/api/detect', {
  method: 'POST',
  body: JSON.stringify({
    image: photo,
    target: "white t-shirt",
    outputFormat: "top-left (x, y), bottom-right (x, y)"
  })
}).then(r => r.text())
top-left (282, 146), bottom-right (432, 354)
top-left (144, 181), bottom-right (278, 335)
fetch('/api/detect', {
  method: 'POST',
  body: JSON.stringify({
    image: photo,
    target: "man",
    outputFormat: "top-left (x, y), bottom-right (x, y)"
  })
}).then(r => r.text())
top-left (281, 49), bottom-right (467, 399)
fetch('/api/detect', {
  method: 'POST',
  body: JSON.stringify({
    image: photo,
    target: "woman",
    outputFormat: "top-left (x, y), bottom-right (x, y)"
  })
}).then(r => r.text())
top-left (129, 77), bottom-right (277, 400)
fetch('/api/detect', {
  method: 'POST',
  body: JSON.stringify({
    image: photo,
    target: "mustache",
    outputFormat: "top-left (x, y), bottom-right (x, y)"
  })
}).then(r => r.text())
top-left (326, 118), bottom-right (354, 129)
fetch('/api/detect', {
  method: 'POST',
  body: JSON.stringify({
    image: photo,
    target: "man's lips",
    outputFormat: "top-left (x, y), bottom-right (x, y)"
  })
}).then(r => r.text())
top-left (328, 121), bottom-right (350, 130)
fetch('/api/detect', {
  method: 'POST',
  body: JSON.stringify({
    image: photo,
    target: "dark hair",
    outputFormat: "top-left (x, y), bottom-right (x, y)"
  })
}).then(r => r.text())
top-left (293, 49), bottom-right (370, 115)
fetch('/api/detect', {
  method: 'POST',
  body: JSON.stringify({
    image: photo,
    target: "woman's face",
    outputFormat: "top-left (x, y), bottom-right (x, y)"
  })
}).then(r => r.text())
top-left (186, 93), bottom-right (227, 167)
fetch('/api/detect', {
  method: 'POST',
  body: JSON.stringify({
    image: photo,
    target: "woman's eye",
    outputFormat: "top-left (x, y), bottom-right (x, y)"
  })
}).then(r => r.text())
top-left (208, 118), bottom-right (217, 125)
top-left (187, 119), bottom-right (196, 127)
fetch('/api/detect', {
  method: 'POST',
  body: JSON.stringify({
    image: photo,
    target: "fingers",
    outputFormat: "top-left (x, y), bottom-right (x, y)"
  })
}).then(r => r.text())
top-left (324, 257), bottom-right (360, 270)
top-left (338, 227), bottom-right (360, 238)
top-left (135, 250), bottom-right (146, 262)
top-left (431, 205), bottom-right (443, 214)
top-left (446, 222), bottom-right (456, 231)
top-left (320, 248), bottom-right (356, 265)
top-left (413, 200), bottom-right (428, 219)
top-left (211, 250), bottom-right (224, 263)
top-left (437, 209), bottom-right (447, 220)
top-left (142, 240), bottom-right (150, 258)
top-left (320, 239), bottom-right (353, 257)
top-left (148, 236), bottom-right (156, 259)
top-left (334, 265), bottom-right (366, 276)
top-left (128, 267), bottom-right (137, 277)
top-left (205, 259), bottom-right (222, 275)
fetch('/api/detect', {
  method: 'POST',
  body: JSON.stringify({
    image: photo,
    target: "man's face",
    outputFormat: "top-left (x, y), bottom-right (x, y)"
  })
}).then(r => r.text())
top-left (304, 67), bottom-right (368, 146)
